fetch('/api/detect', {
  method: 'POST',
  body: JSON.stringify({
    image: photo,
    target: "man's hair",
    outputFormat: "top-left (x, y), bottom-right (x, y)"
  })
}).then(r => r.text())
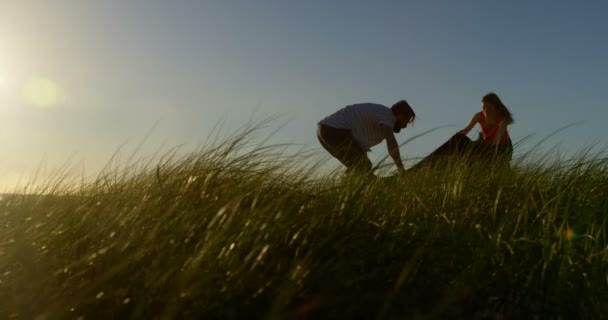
top-left (391, 100), bottom-right (416, 124)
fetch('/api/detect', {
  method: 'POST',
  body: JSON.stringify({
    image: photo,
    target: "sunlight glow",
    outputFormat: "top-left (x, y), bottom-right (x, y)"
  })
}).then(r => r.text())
top-left (22, 77), bottom-right (66, 108)
top-left (0, 75), bottom-right (9, 103)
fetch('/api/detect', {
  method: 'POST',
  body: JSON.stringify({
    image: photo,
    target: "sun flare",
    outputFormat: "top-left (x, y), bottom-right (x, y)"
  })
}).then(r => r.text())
top-left (22, 77), bottom-right (66, 107)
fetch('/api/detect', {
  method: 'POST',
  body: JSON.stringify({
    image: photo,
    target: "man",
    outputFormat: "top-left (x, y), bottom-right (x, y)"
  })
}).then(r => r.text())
top-left (317, 100), bottom-right (416, 177)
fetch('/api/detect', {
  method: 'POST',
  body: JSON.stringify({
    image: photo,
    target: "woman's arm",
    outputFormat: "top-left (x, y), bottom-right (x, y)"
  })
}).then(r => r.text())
top-left (457, 113), bottom-right (479, 136)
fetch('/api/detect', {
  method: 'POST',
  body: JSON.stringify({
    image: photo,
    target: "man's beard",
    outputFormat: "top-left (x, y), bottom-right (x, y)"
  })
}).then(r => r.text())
top-left (393, 124), bottom-right (401, 133)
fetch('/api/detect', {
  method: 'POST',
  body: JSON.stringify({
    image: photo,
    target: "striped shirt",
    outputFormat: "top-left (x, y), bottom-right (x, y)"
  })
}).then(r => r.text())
top-left (318, 103), bottom-right (396, 151)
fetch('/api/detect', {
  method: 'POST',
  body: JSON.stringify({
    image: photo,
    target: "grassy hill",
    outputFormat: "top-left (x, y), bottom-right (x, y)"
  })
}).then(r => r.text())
top-left (0, 126), bottom-right (606, 319)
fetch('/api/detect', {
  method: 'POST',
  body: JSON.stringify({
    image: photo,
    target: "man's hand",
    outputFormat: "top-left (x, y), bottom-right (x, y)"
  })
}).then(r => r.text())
top-left (398, 166), bottom-right (407, 177)
top-left (380, 123), bottom-right (405, 174)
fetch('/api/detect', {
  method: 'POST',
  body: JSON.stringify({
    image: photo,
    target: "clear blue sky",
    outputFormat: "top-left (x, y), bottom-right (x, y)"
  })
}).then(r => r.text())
top-left (1, 1), bottom-right (607, 188)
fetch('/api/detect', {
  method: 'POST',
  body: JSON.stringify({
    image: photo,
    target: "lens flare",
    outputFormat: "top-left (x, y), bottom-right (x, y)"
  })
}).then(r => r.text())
top-left (23, 77), bottom-right (66, 108)
top-left (564, 228), bottom-right (582, 240)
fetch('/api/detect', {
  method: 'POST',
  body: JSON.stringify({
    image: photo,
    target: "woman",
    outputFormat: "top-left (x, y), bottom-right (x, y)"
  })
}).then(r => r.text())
top-left (458, 92), bottom-right (514, 161)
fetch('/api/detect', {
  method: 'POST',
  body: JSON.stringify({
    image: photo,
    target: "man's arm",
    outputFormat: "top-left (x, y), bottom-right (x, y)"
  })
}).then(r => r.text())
top-left (380, 124), bottom-right (406, 175)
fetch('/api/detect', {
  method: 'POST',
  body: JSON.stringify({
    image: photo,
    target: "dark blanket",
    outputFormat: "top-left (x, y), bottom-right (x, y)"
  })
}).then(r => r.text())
top-left (407, 133), bottom-right (512, 173)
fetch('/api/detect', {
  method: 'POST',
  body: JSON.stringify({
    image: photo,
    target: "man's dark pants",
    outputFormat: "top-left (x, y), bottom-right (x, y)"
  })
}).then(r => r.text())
top-left (317, 124), bottom-right (372, 175)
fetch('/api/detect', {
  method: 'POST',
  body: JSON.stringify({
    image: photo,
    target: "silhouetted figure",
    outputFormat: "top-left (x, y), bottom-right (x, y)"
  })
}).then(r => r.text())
top-left (317, 100), bottom-right (416, 178)
top-left (408, 92), bottom-right (514, 173)
top-left (458, 92), bottom-right (514, 161)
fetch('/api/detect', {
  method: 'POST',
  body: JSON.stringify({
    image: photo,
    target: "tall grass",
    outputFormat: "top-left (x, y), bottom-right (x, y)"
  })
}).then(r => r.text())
top-left (0, 122), bottom-right (606, 319)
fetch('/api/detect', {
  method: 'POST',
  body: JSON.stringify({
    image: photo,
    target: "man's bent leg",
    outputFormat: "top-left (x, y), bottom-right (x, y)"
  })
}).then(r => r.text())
top-left (317, 124), bottom-right (372, 176)
top-left (343, 149), bottom-right (373, 177)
